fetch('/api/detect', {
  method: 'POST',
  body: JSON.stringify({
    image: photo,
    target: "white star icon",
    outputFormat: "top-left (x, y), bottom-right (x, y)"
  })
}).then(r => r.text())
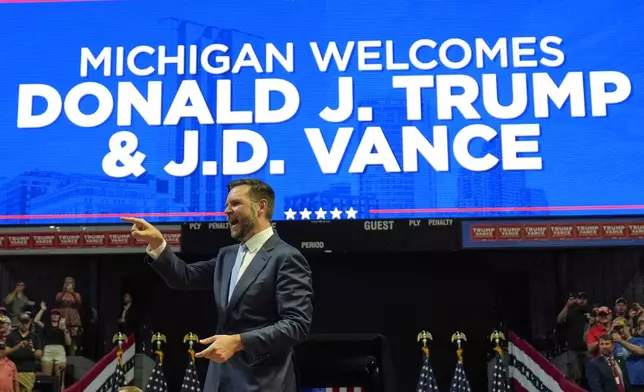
top-left (299, 208), bottom-right (312, 220)
top-left (284, 208), bottom-right (296, 220)
top-left (345, 207), bottom-right (358, 219)
top-left (330, 207), bottom-right (343, 219)
top-left (314, 207), bottom-right (327, 220)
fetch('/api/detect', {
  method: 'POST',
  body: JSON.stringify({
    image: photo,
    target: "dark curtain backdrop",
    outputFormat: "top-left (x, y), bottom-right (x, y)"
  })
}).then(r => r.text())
top-left (0, 246), bottom-right (642, 392)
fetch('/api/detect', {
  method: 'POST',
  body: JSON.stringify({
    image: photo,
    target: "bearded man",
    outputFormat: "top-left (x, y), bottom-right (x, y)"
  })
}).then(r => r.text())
top-left (122, 178), bottom-right (313, 392)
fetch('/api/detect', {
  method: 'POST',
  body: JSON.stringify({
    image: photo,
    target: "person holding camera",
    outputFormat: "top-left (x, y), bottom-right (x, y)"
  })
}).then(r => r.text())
top-left (33, 303), bottom-right (70, 385)
top-left (4, 314), bottom-right (42, 392)
top-left (557, 291), bottom-right (591, 385)
top-left (54, 277), bottom-right (81, 356)
top-left (3, 283), bottom-right (35, 328)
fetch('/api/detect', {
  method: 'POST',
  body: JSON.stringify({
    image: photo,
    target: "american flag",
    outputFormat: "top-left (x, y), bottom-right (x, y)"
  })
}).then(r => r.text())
top-left (416, 348), bottom-right (440, 392)
top-left (180, 360), bottom-right (201, 392)
top-left (108, 361), bottom-right (126, 392)
top-left (449, 354), bottom-right (472, 392)
top-left (145, 356), bottom-right (169, 392)
top-left (492, 349), bottom-right (510, 392)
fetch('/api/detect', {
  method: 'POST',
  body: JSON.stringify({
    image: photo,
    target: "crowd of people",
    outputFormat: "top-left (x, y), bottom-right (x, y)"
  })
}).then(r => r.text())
top-left (0, 279), bottom-right (140, 392)
top-left (557, 292), bottom-right (644, 392)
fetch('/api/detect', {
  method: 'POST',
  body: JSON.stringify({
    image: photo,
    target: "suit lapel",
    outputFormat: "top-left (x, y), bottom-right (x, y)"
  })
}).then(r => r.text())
top-left (220, 247), bottom-right (236, 308)
top-left (226, 234), bottom-right (279, 312)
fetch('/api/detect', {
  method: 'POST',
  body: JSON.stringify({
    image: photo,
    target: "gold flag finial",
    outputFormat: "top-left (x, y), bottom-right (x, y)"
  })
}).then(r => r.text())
top-left (183, 332), bottom-right (199, 364)
top-left (490, 330), bottom-right (506, 355)
top-left (151, 332), bottom-right (167, 364)
top-left (417, 330), bottom-right (433, 357)
top-left (112, 332), bottom-right (127, 344)
top-left (451, 331), bottom-right (467, 363)
top-left (183, 332), bottom-right (199, 346)
top-left (417, 330), bottom-right (433, 346)
top-left (151, 332), bottom-right (167, 348)
top-left (112, 333), bottom-right (127, 366)
top-left (451, 331), bottom-right (467, 345)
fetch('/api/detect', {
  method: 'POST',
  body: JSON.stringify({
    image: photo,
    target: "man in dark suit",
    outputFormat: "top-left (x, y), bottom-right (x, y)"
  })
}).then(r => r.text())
top-left (117, 292), bottom-right (141, 337)
top-left (121, 179), bottom-right (314, 392)
top-left (588, 334), bottom-right (631, 392)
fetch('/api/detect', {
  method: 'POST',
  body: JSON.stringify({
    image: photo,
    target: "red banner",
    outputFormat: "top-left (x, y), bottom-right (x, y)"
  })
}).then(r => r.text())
top-left (468, 221), bottom-right (644, 242)
top-left (0, 230), bottom-right (181, 250)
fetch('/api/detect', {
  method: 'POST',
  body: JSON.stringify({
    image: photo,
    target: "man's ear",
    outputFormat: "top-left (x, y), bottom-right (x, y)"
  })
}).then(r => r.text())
top-left (257, 199), bottom-right (268, 217)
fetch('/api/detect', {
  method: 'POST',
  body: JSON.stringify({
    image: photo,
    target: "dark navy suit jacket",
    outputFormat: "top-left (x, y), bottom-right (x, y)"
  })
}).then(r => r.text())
top-left (149, 232), bottom-right (314, 392)
top-left (587, 355), bottom-right (631, 392)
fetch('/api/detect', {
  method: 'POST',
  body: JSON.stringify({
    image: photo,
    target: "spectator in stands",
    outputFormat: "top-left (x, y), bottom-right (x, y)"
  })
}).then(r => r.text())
top-left (587, 334), bottom-right (630, 392)
top-left (20, 314), bottom-right (41, 345)
top-left (630, 304), bottom-right (644, 335)
top-left (79, 304), bottom-right (98, 360)
top-left (5, 314), bottom-right (42, 392)
top-left (616, 299), bottom-right (630, 319)
top-left (636, 318), bottom-right (644, 338)
top-left (588, 308), bottom-right (599, 339)
top-left (33, 303), bottom-right (70, 384)
top-left (3, 283), bottom-right (34, 328)
top-left (613, 317), bottom-right (644, 392)
top-left (589, 307), bottom-right (614, 358)
top-left (117, 292), bottom-right (140, 337)
top-left (613, 317), bottom-right (644, 356)
top-left (0, 309), bottom-right (6, 317)
top-left (0, 317), bottom-right (10, 344)
top-left (54, 277), bottom-right (81, 355)
top-left (558, 291), bottom-right (591, 385)
top-left (0, 340), bottom-right (19, 392)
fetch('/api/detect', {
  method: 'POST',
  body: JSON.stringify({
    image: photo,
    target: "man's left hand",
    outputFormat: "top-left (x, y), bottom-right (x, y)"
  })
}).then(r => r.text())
top-left (195, 334), bottom-right (243, 363)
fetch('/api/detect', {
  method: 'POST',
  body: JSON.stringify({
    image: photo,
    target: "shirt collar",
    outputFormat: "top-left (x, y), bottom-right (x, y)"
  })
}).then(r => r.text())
top-left (243, 226), bottom-right (274, 253)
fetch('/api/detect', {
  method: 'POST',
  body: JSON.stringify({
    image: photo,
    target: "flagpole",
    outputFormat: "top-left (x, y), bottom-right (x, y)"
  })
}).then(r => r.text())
top-left (415, 330), bottom-right (440, 392)
top-left (490, 330), bottom-right (510, 392)
top-left (112, 332), bottom-right (127, 366)
top-left (181, 332), bottom-right (202, 392)
top-left (490, 330), bottom-right (506, 356)
top-left (145, 332), bottom-right (170, 392)
top-left (451, 331), bottom-right (467, 364)
top-left (449, 332), bottom-right (472, 392)
top-left (183, 332), bottom-right (199, 365)
top-left (151, 332), bottom-right (167, 364)
top-left (110, 332), bottom-right (128, 391)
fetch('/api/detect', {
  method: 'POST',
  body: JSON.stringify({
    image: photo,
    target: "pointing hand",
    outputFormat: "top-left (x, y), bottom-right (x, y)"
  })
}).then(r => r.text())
top-left (120, 217), bottom-right (165, 249)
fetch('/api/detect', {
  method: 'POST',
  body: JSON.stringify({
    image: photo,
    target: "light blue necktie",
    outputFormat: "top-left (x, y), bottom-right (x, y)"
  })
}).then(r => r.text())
top-left (228, 244), bottom-right (248, 302)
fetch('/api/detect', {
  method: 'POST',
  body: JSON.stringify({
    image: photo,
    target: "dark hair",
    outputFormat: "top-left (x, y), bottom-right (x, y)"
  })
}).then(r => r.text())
top-left (599, 334), bottom-right (613, 342)
top-left (227, 179), bottom-right (275, 221)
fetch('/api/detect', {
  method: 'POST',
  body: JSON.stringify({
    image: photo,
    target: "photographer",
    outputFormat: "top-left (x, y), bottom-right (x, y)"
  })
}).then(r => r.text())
top-left (5, 314), bottom-right (42, 392)
top-left (557, 291), bottom-right (591, 385)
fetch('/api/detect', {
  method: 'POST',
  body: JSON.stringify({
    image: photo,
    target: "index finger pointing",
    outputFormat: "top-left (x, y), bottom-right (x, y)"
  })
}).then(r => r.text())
top-left (121, 217), bottom-right (145, 225)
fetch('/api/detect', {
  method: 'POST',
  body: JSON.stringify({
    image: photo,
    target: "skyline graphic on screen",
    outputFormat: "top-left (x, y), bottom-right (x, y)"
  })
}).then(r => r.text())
top-left (0, 0), bottom-right (642, 225)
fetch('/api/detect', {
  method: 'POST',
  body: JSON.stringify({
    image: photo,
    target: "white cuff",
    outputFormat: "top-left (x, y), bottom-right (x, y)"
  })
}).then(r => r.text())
top-left (146, 240), bottom-right (167, 260)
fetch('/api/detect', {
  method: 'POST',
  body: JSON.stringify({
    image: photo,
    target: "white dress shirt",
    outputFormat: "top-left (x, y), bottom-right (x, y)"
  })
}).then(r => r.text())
top-left (146, 227), bottom-right (275, 286)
